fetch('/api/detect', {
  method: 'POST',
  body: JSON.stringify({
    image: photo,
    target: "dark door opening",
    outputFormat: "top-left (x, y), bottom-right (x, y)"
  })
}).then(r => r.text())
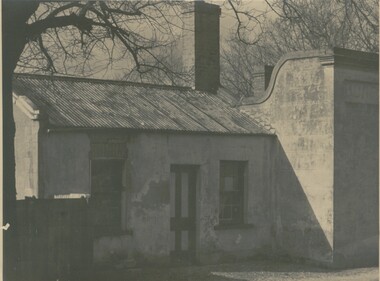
top-left (170, 165), bottom-right (198, 263)
top-left (90, 159), bottom-right (123, 237)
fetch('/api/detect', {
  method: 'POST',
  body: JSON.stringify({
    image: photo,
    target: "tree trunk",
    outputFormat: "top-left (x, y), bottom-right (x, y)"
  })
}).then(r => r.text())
top-left (3, 59), bottom-right (18, 281)
top-left (3, 2), bottom-right (39, 280)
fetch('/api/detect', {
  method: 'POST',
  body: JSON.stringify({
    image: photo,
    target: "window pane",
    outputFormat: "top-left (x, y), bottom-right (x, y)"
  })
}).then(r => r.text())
top-left (181, 172), bottom-right (189, 217)
top-left (221, 206), bottom-right (232, 220)
top-left (170, 231), bottom-right (175, 251)
top-left (223, 176), bottom-right (234, 191)
top-left (170, 172), bottom-right (175, 218)
top-left (231, 206), bottom-right (242, 221)
top-left (181, 231), bottom-right (189, 250)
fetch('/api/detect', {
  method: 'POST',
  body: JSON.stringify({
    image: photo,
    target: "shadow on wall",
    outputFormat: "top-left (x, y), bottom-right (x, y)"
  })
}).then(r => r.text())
top-left (271, 140), bottom-right (333, 265)
top-left (333, 102), bottom-right (379, 268)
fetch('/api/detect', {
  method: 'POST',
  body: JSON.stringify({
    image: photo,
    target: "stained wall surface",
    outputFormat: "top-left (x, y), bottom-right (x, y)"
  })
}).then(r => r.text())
top-left (38, 131), bottom-right (275, 264)
top-left (241, 53), bottom-right (335, 263)
top-left (241, 49), bottom-right (379, 267)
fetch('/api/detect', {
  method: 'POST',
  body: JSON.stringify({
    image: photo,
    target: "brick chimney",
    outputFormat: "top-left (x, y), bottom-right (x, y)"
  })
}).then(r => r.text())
top-left (180, 1), bottom-right (221, 93)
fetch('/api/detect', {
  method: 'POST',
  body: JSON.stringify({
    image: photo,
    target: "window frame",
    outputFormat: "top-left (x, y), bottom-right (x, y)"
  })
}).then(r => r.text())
top-left (218, 160), bottom-right (248, 227)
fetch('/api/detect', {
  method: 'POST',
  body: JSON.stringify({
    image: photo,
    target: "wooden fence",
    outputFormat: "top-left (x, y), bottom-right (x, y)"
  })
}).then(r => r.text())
top-left (15, 198), bottom-right (93, 281)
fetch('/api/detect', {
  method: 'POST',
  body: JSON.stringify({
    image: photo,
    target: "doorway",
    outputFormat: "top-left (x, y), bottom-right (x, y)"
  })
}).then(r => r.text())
top-left (90, 159), bottom-right (123, 236)
top-left (170, 165), bottom-right (198, 263)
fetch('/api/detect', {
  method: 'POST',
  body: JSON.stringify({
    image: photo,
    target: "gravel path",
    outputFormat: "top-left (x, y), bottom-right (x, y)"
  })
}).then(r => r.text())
top-left (78, 260), bottom-right (378, 281)
top-left (209, 267), bottom-right (378, 281)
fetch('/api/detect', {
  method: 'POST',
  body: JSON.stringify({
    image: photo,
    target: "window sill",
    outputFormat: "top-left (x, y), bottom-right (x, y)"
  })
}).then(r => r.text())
top-left (214, 223), bottom-right (254, 230)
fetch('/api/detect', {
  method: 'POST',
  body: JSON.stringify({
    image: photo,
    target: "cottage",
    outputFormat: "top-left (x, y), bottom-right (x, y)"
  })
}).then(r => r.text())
top-left (13, 1), bottom-right (378, 269)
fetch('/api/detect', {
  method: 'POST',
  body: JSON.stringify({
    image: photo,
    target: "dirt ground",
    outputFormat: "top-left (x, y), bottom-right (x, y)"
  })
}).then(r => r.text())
top-left (77, 260), bottom-right (379, 281)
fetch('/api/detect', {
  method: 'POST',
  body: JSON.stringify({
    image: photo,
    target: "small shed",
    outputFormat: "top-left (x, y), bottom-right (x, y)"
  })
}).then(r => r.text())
top-left (13, 73), bottom-right (275, 265)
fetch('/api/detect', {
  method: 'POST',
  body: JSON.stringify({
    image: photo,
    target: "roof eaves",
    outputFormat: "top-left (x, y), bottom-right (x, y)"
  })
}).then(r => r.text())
top-left (45, 126), bottom-right (276, 136)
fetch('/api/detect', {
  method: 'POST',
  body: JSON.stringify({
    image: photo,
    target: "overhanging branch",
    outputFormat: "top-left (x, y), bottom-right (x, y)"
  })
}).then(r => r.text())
top-left (26, 14), bottom-right (94, 41)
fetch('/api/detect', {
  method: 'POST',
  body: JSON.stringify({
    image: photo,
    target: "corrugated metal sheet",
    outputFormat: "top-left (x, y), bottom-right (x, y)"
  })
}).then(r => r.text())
top-left (12, 74), bottom-right (272, 135)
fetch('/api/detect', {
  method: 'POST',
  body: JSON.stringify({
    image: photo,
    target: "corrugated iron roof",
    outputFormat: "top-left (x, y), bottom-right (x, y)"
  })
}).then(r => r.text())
top-left (12, 74), bottom-right (273, 135)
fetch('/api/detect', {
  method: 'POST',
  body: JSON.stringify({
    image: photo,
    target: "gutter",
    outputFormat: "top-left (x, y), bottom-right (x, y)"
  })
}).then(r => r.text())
top-left (46, 126), bottom-right (277, 137)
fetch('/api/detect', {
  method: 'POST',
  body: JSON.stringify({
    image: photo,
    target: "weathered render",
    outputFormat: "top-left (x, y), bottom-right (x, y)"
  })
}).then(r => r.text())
top-left (13, 95), bottom-right (40, 199)
top-left (241, 48), bottom-right (379, 267)
top-left (38, 131), bottom-right (275, 264)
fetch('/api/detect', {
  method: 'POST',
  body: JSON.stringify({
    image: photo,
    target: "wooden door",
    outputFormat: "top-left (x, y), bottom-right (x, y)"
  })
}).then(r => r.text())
top-left (90, 160), bottom-right (123, 236)
top-left (170, 165), bottom-right (197, 263)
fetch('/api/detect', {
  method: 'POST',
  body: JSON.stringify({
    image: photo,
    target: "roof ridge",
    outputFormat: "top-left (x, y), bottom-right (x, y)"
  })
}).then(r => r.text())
top-left (13, 72), bottom-right (193, 91)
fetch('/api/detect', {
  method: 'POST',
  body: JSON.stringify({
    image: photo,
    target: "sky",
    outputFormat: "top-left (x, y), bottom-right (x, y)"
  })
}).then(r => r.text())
top-left (213, 0), bottom-right (272, 38)
top-left (102, 0), bottom-right (274, 80)
top-left (18, 0), bottom-right (275, 80)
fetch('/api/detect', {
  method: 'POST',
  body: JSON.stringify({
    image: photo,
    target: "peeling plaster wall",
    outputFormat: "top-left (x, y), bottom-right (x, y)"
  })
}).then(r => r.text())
top-left (333, 66), bottom-right (379, 267)
top-left (241, 56), bottom-right (335, 263)
top-left (14, 106), bottom-right (40, 199)
top-left (126, 133), bottom-right (275, 265)
top-left (40, 131), bottom-right (274, 265)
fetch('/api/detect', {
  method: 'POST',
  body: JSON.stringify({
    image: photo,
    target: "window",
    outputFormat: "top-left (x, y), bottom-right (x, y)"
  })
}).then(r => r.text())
top-left (219, 161), bottom-right (246, 225)
top-left (90, 160), bottom-right (123, 236)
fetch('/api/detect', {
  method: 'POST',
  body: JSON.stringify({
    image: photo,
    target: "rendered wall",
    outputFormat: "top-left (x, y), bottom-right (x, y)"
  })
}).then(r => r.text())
top-left (14, 106), bottom-right (40, 199)
top-left (333, 60), bottom-right (379, 267)
top-left (40, 131), bottom-right (275, 265)
top-left (241, 52), bottom-right (335, 263)
top-left (241, 49), bottom-right (379, 267)
top-left (127, 133), bottom-right (274, 265)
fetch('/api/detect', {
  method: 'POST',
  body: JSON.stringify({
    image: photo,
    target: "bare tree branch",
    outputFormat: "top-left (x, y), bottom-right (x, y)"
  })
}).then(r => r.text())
top-left (222, 0), bottom-right (378, 100)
